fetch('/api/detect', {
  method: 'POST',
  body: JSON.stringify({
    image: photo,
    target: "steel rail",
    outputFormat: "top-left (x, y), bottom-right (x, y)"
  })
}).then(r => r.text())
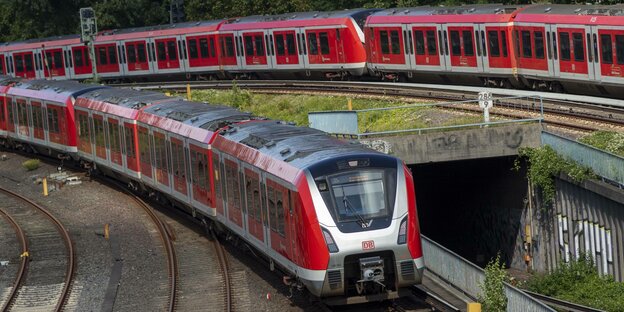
top-left (0, 208), bottom-right (29, 312)
top-left (0, 187), bottom-right (75, 312)
top-left (524, 290), bottom-right (607, 312)
top-left (210, 229), bottom-right (232, 312)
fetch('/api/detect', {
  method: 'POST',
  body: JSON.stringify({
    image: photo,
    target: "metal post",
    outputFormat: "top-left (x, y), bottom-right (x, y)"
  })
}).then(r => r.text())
top-left (43, 177), bottom-right (48, 196)
top-left (187, 84), bottom-right (192, 100)
top-left (80, 7), bottom-right (99, 82)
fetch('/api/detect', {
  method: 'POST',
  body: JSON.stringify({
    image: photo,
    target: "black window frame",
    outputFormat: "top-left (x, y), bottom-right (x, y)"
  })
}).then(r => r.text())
top-left (534, 31), bottom-right (545, 59)
top-left (560, 32), bottom-right (571, 61)
top-left (414, 30), bottom-right (425, 55)
top-left (488, 30), bottom-right (500, 57)
top-left (572, 32), bottom-right (584, 62)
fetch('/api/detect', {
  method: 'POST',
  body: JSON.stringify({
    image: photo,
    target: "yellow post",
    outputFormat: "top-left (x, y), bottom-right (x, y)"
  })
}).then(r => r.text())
top-left (187, 84), bottom-right (192, 101)
top-left (467, 302), bottom-right (481, 312)
top-left (347, 98), bottom-right (353, 111)
top-left (104, 223), bottom-right (110, 240)
top-left (43, 177), bottom-right (48, 196)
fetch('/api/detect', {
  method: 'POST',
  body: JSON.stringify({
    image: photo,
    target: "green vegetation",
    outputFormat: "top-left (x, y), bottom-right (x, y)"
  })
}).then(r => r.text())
top-left (526, 254), bottom-right (624, 311)
top-left (191, 88), bottom-right (485, 133)
top-left (514, 146), bottom-right (595, 206)
top-left (21, 159), bottom-right (40, 171)
top-left (479, 254), bottom-right (508, 312)
top-left (579, 131), bottom-right (624, 157)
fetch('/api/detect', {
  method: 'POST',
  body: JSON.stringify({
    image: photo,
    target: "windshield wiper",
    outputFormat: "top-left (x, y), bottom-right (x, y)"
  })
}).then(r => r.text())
top-left (343, 195), bottom-right (368, 225)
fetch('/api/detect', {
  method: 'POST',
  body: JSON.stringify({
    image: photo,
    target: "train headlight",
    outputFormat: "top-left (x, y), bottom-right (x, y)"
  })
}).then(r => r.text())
top-left (322, 227), bottom-right (339, 253)
top-left (397, 216), bottom-right (408, 245)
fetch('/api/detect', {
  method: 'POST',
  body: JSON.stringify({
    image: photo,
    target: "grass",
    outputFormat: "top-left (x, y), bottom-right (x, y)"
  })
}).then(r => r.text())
top-left (22, 159), bottom-right (40, 171)
top-left (190, 88), bottom-right (493, 134)
top-left (578, 131), bottom-right (624, 157)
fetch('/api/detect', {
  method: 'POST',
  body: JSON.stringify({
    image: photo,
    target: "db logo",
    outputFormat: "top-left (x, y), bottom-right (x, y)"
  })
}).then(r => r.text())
top-left (362, 240), bottom-right (375, 250)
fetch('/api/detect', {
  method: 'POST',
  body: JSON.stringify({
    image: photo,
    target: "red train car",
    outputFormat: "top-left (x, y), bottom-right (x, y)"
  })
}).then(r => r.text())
top-left (4, 79), bottom-right (103, 156)
top-left (0, 76), bottom-right (21, 139)
top-left (218, 9), bottom-right (378, 79)
top-left (365, 5), bottom-right (522, 87)
top-left (513, 4), bottom-right (624, 97)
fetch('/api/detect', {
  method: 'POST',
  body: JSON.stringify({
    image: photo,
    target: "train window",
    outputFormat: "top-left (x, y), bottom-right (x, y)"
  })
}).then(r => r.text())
top-left (276, 190), bottom-right (285, 236)
top-left (200, 38), bottom-right (209, 58)
top-left (94, 118), bottom-right (105, 147)
top-left (414, 31), bottom-right (425, 55)
top-left (15, 55), bottom-right (24, 72)
top-left (137, 44), bottom-right (146, 62)
top-left (224, 37), bottom-right (234, 57)
top-left (572, 33), bottom-right (584, 62)
top-left (438, 30), bottom-right (444, 55)
top-left (255, 35), bottom-right (265, 56)
top-left (268, 186), bottom-right (277, 231)
top-left (108, 46), bottom-right (117, 64)
top-left (308, 33), bottom-right (318, 55)
top-left (154, 135), bottom-right (168, 172)
top-left (534, 31), bottom-right (544, 59)
top-left (450, 31), bottom-right (461, 56)
top-left (220, 38), bottom-right (226, 57)
top-left (320, 32), bottom-right (330, 55)
top-left (245, 175), bottom-right (260, 221)
top-left (74, 49), bottom-right (84, 67)
top-left (226, 163), bottom-right (241, 211)
top-left (586, 33), bottom-right (592, 63)
top-left (32, 105), bottom-right (44, 130)
top-left (286, 34), bottom-right (296, 55)
top-left (560, 33), bottom-right (570, 61)
top-left (521, 31), bottom-right (532, 58)
top-left (47, 108), bottom-right (60, 134)
top-left (17, 103), bottom-right (26, 129)
top-left (157, 42), bottom-right (167, 61)
top-left (244, 36), bottom-right (254, 56)
top-left (462, 31), bottom-right (474, 56)
top-left (54, 51), bottom-right (63, 68)
top-left (171, 141), bottom-right (185, 179)
top-left (379, 30), bottom-right (389, 54)
top-left (426, 30), bottom-right (437, 55)
top-left (109, 123), bottom-right (120, 154)
top-left (25, 55), bottom-right (34, 71)
top-left (546, 32), bottom-right (552, 59)
top-left (167, 41), bottom-right (177, 61)
top-left (138, 129), bottom-right (151, 167)
top-left (616, 35), bottom-right (624, 65)
top-left (389, 30), bottom-right (400, 55)
top-left (209, 38), bottom-right (216, 57)
top-left (127, 44), bottom-right (137, 63)
top-left (77, 113), bottom-right (88, 142)
top-left (124, 127), bottom-right (135, 159)
top-left (188, 39), bottom-right (198, 59)
top-left (97, 47), bottom-right (107, 65)
top-left (275, 34), bottom-right (285, 56)
top-left (487, 30), bottom-right (500, 57)
top-left (552, 32), bottom-right (558, 60)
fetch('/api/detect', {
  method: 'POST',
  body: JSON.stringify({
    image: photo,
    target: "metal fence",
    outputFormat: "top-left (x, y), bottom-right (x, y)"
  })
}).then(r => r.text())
top-left (421, 235), bottom-right (555, 312)
top-left (542, 131), bottom-right (624, 187)
top-left (308, 95), bottom-right (544, 138)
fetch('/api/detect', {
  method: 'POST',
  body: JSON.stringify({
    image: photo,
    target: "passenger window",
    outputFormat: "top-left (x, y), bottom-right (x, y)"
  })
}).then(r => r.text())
top-left (390, 30), bottom-right (400, 55)
top-left (414, 30), bottom-right (425, 55)
top-left (522, 30), bottom-right (532, 58)
top-left (108, 46), bottom-right (117, 64)
top-left (15, 55), bottom-right (24, 72)
top-left (308, 33), bottom-right (318, 55)
top-left (426, 30), bottom-right (437, 55)
top-left (462, 30), bottom-right (474, 56)
top-left (54, 51), bottom-right (63, 68)
top-left (616, 35), bottom-right (624, 65)
top-left (572, 33), bottom-right (584, 62)
top-left (514, 30), bottom-right (520, 56)
top-left (188, 40), bottom-right (198, 59)
top-left (199, 38), bottom-right (209, 58)
top-left (488, 30), bottom-right (500, 57)
top-left (534, 31), bottom-right (544, 59)
top-left (167, 41), bottom-right (177, 61)
top-left (225, 37), bottom-right (235, 57)
top-left (137, 44), bottom-right (146, 62)
top-left (254, 35), bottom-right (265, 56)
top-left (286, 34), bottom-right (296, 55)
top-left (268, 186), bottom-right (277, 231)
top-left (209, 38), bottom-right (216, 57)
top-left (276, 190), bottom-right (285, 236)
top-left (275, 34), bottom-right (285, 56)
top-left (124, 127), bottom-right (135, 158)
top-left (244, 36), bottom-right (254, 56)
top-left (25, 55), bottom-right (34, 71)
top-left (379, 30), bottom-right (389, 54)
top-left (127, 44), bottom-right (137, 63)
top-left (450, 31), bottom-right (461, 56)
top-left (157, 42), bottom-right (167, 61)
top-left (320, 32), bottom-right (330, 55)
top-left (559, 32), bottom-right (570, 61)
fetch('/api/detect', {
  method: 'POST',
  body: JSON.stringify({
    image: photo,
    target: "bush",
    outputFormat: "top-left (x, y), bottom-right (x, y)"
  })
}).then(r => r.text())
top-left (22, 159), bottom-right (40, 171)
top-left (479, 254), bottom-right (508, 312)
top-left (526, 254), bottom-right (624, 311)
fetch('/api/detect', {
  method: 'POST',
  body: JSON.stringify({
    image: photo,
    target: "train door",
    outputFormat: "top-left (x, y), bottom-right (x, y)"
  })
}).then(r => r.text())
top-left (123, 122), bottom-right (139, 174)
top-left (555, 26), bottom-right (591, 79)
top-left (475, 24), bottom-right (489, 73)
top-left (224, 157), bottom-right (243, 229)
top-left (92, 114), bottom-right (107, 161)
top-left (13, 52), bottom-right (36, 79)
top-left (444, 25), bottom-right (478, 72)
top-left (213, 152), bottom-right (225, 217)
top-left (106, 117), bottom-right (124, 168)
top-left (95, 43), bottom-right (121, 75)
top-left (70, 45), bottom-right (93, 78)
top-left (402, 25), bottom-right (415, 70)
top-left (154, 37), bottom-right (181, 72)
top-left (137, 125), bottom-right (153, 180)
top-left (270, 29), bottom-right (301, 69)
top-left (15, 98), bottom-right (29, 139)
top-left (288, 190), bottom-right (299, 265)
top-left (190, 143), bottom-right (210, 207)
top-left (30, 100), bottom-right (44, 142)
top-left (588, 25), bottom-right (600, 83)
top-left (42, 47), bottom-right (67, 79)
top-left (305, 28), bottom-right (341, 67)
top-left (218, 33), bottom-right (238, 69)
top-left (76, 110), bottom-right (91, 155)
top-left (124, 40), bottom-right (151, 76)
top-left (152, 130), bottom-right (170, 188)
top-left (169, 136), bottom-right (189, 198)
top-left (240, 31), bottom-right (269, 69)
top-left (544, 24), bottom-right (559, 78)
top-left (295, 28), bottom-right (310, 70)
top-left (177, 36), bottom-right (189, 73)
top-left (244, 167), bottom-right (264, 243)
top-left (410, 25), bottom-right (445, 71)
top-left (596, 28), bottom-right (624, 83)
top-left (266, 179), bottom-right (289, 258)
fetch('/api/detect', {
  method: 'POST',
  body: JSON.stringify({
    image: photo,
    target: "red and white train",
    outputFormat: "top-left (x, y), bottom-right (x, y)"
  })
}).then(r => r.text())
top-left (1, 4), bottom-right (624, 97)
top-left (0, 75), bottom-right (424, 304)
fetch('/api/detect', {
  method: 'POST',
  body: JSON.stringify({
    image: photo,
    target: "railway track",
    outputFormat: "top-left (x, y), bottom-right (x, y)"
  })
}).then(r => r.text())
top-left (210, 230), bottom-right (233, 312)
top-left (0, 187), bottom-right (75, 312)
top-left (524, 290), bottom-right (607, 312)
top-left (118, 80), bottom-right (624, 133)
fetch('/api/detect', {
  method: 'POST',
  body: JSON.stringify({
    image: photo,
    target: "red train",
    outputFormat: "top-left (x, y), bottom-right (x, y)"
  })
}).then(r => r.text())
top-left (1, 4), bottom-right (624, 97)
top-left (0, 75), bottom-right (424, 304)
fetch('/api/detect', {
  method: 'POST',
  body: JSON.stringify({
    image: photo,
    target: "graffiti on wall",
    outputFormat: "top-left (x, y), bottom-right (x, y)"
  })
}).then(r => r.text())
top-left (557, 214), bottom-right (613, 275)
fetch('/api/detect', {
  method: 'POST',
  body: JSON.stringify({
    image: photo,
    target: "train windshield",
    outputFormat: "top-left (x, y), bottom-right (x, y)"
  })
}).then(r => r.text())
top-left (326, 169), bottom-right (392, 222)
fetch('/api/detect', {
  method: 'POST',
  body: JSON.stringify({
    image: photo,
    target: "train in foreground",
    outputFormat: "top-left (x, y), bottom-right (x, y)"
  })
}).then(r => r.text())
top-left (2, 4), bottom-right (624, 98)
top-left (0, 75), bottom-right (424, 304)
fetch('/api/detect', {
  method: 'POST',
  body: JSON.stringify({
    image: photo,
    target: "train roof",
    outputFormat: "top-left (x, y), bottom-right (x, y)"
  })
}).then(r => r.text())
top-left (367, 4), bottom-right (522, 24)
top-left (80, 87), bottom-right (174, 110)
top-left (220, 120), bottom-right (384, 170)
top-left (0, 34), bottom-right (80, 52)
top-left (143, 100), bottom-right (252, 131)
top-left (11, 79), bottom-right (102, 96)
top-left (517, 4), bottom-right (621, 16)
top-left (99, 19), bottom-right (225, 37)
top-left (221, 9), bottom-right (379, 31)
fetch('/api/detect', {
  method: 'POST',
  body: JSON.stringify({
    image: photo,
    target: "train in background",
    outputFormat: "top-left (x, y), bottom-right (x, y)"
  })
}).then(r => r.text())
top-left (2, 4), bottom-right (624, 98)
top-left (0, 75), bottom-right (424, 305)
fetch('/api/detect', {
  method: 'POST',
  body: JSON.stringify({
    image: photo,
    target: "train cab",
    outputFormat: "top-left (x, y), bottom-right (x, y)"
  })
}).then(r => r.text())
top-left (0, 76), bottom-right (21, 140)
top-left (513, 4), bottom-right (624, 97)
top-left (218, 9), bottom-right (378, 79)
top-left (366, 5), bottom-right (523, 87)
top-left (4, 79), bottom-right (104, 156)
